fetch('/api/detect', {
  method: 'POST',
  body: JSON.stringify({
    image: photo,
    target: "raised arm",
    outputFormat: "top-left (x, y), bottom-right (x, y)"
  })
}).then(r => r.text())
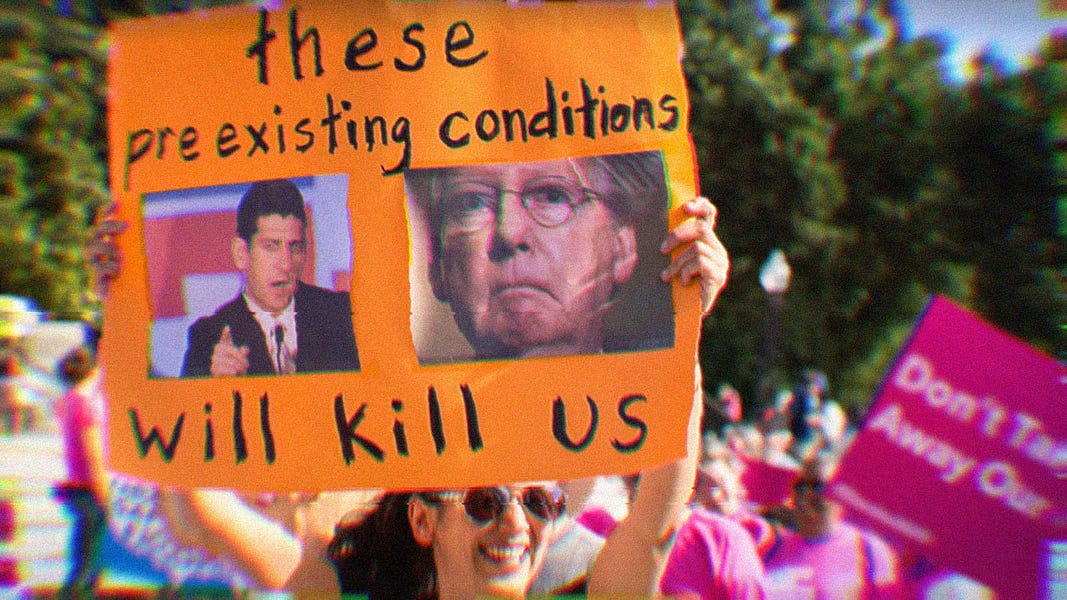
top-left (587, 363), bottom-right (704, 597)
top-left (165, 490), bottom-right (304, 590)
top-left (588, 198), bottom-right (729, 596)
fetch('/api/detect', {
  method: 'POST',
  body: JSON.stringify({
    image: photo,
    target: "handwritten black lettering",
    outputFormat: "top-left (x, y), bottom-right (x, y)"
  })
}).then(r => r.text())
top-left (204, 403), bottom-right (214, 461)
top-left (612, 394), bottom-right (648, 453)
top-left (436, 78), bottom-right (679, 149)
top-left (128, 408), bottom-right (184, 462)
top-left (552, 396), bottom-right (599, 452)
top-left (334, 394), bottom-right (386, 464)
top-left (392, 399), bottom-right (409, 457)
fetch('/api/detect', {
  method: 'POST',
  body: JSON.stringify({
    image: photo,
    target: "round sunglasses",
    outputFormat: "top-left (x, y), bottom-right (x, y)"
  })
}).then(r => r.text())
top-left (419, 486), bottom-right (567, 526)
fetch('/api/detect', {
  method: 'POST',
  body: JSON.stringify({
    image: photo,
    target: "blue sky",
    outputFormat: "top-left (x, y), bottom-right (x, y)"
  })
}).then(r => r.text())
top-left (898, 0), bottom-right (1067, 80)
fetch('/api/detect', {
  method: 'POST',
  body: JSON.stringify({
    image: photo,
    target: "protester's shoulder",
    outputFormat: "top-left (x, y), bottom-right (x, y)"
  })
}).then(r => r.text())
top-left (530, 519), bottom-right (604, 597)
top-left (684, 507), bottom-right (753, 541)
top-left (834, 521), bottom-right (892, 554)
top-left (736, 508), bottom-right (777, 541)
top-left (764, 524), bottom-right (804, 560)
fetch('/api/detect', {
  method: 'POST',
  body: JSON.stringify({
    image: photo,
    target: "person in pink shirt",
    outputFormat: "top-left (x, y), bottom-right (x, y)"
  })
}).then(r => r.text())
top-left (693, 452), bottom-right (780, 561)
top-left (54, 345), bottom-right (109, 598)
top-left (658, 506), bottom-right (768, 600)
top-left (764, 457), bottom-right (902, 600)
top-left (657, 439), bottom-right (770, 600)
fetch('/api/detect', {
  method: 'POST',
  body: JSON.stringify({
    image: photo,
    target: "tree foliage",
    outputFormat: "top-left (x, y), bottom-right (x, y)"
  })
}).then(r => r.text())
top-left (0, 3), bottom-right (110, 321)
top-left (943, 46), bottom-right (1066, 359)
top-left (681, 0), bottom-right (1063, 413)
top-left (0, 1), bottom-right (241, 322)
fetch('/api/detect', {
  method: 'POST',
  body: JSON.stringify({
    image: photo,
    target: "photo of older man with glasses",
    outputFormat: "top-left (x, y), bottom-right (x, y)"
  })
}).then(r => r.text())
top-left (405, 151), bottom-right (677, 364)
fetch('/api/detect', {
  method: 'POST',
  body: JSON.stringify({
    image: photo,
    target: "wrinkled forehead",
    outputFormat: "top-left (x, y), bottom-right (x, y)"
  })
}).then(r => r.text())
top-left (416, 153), bottom-right (663, 225)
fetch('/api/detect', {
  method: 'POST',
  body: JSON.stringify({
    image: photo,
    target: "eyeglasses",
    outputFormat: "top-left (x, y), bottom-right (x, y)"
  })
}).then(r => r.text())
top-left (420, 486), bottom-right (567, 526)
top-left (440, 176), bottom-right (599, 232)
top-left (792, 480), bottom-right (826, 495)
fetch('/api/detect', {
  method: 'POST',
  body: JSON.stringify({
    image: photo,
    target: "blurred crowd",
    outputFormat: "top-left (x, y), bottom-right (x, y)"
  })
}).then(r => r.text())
top-left (0, 266), bottom-right (1006, 597)
top-left (0, 307), bottom-right (1002, 598)
top-left (678, 368), bottom-right (997, 599)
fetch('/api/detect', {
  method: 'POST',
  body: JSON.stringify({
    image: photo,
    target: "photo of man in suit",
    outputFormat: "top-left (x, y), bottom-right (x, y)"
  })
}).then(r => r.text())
top-left (181, 179), bottom-right (360, 377)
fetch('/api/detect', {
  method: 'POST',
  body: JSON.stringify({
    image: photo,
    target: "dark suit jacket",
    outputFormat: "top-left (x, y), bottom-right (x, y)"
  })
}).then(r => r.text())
top-left (181, 282), bottom-right (360, 377)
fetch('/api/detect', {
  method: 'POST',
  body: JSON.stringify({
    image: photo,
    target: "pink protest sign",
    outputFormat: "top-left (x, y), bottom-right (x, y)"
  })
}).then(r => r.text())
top-left (828, 295), bottom-right (1066, 600)
top-left (738, 453), bottom-right (799, 507)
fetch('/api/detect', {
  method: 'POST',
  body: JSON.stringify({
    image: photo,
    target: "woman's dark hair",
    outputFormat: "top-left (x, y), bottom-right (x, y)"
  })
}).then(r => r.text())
top-left (328, 492), bottom-right (438, 599)
top-left (0, 354), bottom-right (19, 378)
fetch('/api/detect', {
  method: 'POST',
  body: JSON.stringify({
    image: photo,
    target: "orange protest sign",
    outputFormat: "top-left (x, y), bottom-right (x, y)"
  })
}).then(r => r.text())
top-left (103, 0), bottom-right (702, 491)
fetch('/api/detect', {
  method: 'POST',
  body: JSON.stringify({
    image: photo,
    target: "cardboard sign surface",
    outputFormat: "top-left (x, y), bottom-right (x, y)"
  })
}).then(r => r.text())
top-left (104, 1), bottom-right (702, 491)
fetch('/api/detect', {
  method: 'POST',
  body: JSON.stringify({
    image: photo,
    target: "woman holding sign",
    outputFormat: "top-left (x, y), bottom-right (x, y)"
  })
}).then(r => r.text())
top-left (325, 196), bottom-right (730, 597)
top-left (328, 434), bottom-right (699, 597)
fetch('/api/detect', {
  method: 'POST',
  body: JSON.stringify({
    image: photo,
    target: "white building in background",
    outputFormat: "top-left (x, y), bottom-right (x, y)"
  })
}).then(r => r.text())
top-left (1, 295), bottom-right (88, 436)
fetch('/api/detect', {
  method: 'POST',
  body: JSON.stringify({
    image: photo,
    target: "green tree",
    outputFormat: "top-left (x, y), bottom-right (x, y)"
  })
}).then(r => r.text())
top-left (0, 1), bottom-right (245, 325)
top-left (942, 40), bottom-right (1067, 359)
top-left (684, 0), bottom-right (1062, 415)
top-left (682, 0), bottom-right (981, 412)
top-left (775, 0), bottom-right (972, 403)
top-left (678, 0), bottom-right (848, 413)
top-left (0, 3), bottom-right (110, 321)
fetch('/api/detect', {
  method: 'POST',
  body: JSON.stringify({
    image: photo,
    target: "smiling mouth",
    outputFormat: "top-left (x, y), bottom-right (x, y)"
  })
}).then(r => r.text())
top-left (480, 543), bottom-right (529, 566)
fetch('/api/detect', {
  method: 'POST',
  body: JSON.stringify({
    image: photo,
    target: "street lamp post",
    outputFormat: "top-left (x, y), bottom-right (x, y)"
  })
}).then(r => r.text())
top-left (758, 249), bottom-right (791, 415)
